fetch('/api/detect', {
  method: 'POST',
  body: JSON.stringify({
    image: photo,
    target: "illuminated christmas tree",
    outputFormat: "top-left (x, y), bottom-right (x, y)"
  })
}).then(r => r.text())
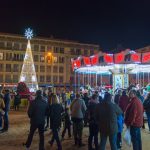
top-left (19, 28), bottom-right (38, 92)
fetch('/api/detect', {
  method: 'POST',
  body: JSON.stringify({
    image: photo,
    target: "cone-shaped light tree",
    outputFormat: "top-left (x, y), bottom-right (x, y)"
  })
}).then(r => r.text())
top-left (19, 28), bottom-right (38, 92)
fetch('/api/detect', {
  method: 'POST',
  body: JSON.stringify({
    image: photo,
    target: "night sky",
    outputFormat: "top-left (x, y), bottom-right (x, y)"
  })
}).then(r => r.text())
top-left (0, 0), bottom-right (150, 51)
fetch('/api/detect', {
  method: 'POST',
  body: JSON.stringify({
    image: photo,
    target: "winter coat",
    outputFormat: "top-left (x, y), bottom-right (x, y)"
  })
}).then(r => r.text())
top-left (114, 94), bottom-right (121, 105)
top-left (119, 95), bottom-right (129, 113)
top-left (70, 99), bottom-right (87, 119)
top-left (95, 101), bottom-right (122, 135)
top-left (87, 100), bottom-right (98, 125)
top-left (28, 97), bottom-right (49, 125)
top-left (117, 114), bottom-right (124, 133)
top-left (143, 97), bottom-right (150, 116)
top-left (125, 97), bottom-right (144, 127)
top-left (4, 93), bottom-right (11, 112)
top-left (70, 93), bottom-right (75, 102)
top-left (0, 98), bottom-right (5, 114)
top-left (83, 96), bottom-right (90, 107)
top-left (62, 111), bottom-right (71, 127)
top-left (50, 104), bottom-right (64, 129)
top-left (14, 94), bottom-right (21, 105)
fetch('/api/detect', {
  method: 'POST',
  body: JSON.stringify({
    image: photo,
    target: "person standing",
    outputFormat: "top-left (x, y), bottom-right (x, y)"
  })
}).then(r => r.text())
top-left (125, 90), bottom-right (144, 150)
top-left (0, 94), bottom-right (5, 130)
top-left (95, 92), bottom-right (122, 150)
top-left (114, 90), bottom-right (122, 105)
top-left (49, 94), bottom-right (63, 150)
top-left (70, 91), bottom-right (75, 103)
top-left (119, 91), bottom-right (129, 113)
top-left (143, 92), bottom-right (150, 131)
top-left (87, 94), bottom-right (99, 150)
top-left (24, 90), bottom-right (49, 150)
top-left (14, 92), bottom-right (21, 111)
top-left (45, 91), bottom-right (53, 130)
top-left (70, 93), bottom-right (87, 147)
top-left (2, 90), bottom-right (11, 132)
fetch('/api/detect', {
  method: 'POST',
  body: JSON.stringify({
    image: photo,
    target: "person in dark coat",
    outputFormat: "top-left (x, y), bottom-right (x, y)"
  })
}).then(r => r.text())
top-left (2, 90), bottom-right (11, 132)
top-left (114, 90), bottom-right (122, 105)
top-left (83, 93), bottom-right (90, 126)
top-left (143, 92), bottom-right (150, 131)
top-left (44, 91), bottom-right (52, 130)
top-left (87, 94), bottom-right (99, 150)
top-left (70, 91), bottom-right (75, 103)
top-left (24, 90), bottom-right (49, 150)
top-left (95, 92), bottom-right (122, 150)
top-left (61, 107), bottom-right (72, 139)
top-left (49, 94), bottom-right (63, 150)
top-left (14, 92), bottom-right (21, 111)
top-left (119, 90), bottom-right (129, 113)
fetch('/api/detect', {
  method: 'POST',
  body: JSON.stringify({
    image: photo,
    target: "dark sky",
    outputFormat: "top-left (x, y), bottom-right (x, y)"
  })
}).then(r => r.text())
top-left (0, 0), bottom-right (150, 50)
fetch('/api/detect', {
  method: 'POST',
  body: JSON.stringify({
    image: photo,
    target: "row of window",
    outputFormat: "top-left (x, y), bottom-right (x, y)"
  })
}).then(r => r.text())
top-left (0, 64), bottom-right (64, 73)
top-left (0, 41), bottom-right (93, 55)
top-left (0, 52), bottom-right (65, 64)
top-left (0, 75), bottom-right (64, 83)
top-left (0, 41), bottom-right (92, 55)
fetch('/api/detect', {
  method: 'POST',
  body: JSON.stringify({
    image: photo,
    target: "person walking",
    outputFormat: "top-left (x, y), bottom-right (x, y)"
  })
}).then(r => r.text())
top-left (24, 90), bottom-right (49, 150)
top-left (87, 94), bottom-right (99, 150)
top-left (0, 94), bottom-right (5, 130)
top-left (61, 107), bottom-right (72, 140)
top-left (70, 93), bottom-right (87, 147)
top-left (49, 94), bottom-right (63, 150)
top-left (2, 90), bottom-right (11, 132)
top-left (95, 92), bottom-right (122, 150)
top-left (125, 90), bottom-right (144, 150)
top-left (143, 92), bottom-right (150, 131)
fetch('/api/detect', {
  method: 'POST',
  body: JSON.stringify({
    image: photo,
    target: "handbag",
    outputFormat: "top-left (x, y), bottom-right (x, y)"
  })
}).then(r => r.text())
top-left (123, 128), bottom-right (131, 147)
top-left (0, 109), bottom-right (5, 116)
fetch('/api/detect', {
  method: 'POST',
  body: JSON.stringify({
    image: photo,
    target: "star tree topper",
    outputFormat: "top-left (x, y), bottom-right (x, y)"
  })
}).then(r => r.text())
top-left (25, 28), bottom-right (33, 40)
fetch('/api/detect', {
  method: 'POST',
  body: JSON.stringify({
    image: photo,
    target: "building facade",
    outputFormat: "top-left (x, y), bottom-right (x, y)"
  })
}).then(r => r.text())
top-left (0, 33), bottom-right (99, 88)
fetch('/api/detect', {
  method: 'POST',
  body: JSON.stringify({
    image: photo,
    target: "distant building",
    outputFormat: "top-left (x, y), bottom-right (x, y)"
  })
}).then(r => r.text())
top-left (136, 45), bottom-right (150, 53)
top-left (0, 33), bottom-right (99, 89)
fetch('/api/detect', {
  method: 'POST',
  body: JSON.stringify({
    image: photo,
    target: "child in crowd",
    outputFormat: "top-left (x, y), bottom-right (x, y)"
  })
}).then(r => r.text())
top-left (62, 107), bottom-right (72, 140)
top-left (117, 114), bottom-right (124, 150)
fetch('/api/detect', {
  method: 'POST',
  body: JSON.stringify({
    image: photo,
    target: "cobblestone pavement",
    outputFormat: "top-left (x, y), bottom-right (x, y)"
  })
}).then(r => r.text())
top-left (0, 111), bottom-right (150, 150)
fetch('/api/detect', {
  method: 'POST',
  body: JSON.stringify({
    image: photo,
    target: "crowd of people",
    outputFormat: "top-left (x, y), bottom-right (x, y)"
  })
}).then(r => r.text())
top-left (0, 86), bottom-right (150, 150)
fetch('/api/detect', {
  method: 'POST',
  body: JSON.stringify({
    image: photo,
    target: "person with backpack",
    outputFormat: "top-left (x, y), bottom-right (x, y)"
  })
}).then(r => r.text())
top-left (70, 93), bottom-right (87, 147)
